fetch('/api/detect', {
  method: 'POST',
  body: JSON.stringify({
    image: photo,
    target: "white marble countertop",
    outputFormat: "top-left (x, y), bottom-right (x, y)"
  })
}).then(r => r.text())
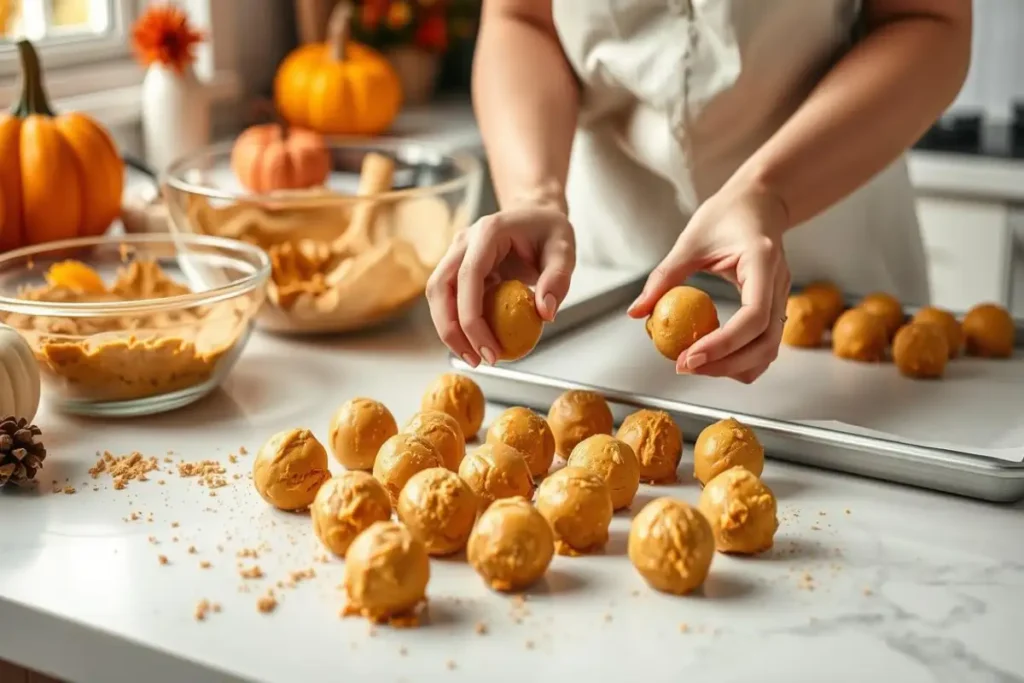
top-left (1, 304), bottom-right (1022, 683)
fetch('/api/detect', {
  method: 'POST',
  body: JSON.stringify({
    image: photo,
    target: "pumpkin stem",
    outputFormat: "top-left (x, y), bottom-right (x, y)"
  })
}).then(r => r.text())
top-left (11, 40), bottom-right (55, 118)
top-left (248, 98), bottom-right (290, 138)
top-left (327, 0), bottom-right (354, 62)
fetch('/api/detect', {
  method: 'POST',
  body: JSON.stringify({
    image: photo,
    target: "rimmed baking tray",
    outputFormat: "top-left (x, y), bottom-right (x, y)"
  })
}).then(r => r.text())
top-left (450, 274), bottom-right (1024, 503)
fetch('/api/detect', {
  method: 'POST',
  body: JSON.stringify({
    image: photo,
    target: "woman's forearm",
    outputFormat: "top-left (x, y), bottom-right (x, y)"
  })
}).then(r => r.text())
top-left (472, 0), bottom-right (579, 213)
top-left (729, 0), bottom-right (972, 228)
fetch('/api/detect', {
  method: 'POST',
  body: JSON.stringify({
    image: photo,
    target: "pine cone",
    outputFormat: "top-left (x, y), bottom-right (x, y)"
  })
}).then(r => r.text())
top-left (0, 417), bottom-right (46, 489)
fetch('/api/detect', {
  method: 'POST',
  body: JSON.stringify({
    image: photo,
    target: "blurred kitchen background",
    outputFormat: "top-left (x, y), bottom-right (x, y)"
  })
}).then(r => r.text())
top-left (0, 0), bottom-right (1023, 317)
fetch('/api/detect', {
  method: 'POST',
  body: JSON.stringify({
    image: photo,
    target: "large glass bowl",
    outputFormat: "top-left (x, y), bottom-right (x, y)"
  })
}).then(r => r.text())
top-left (0, 234), bottom-right (270, 417)
top-left (161, 138), bottom-right (484, 334)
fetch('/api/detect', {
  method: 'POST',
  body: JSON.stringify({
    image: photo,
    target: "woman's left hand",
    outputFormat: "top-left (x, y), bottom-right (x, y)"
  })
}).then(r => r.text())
top-left (627, 183), bottom-right (792, 383)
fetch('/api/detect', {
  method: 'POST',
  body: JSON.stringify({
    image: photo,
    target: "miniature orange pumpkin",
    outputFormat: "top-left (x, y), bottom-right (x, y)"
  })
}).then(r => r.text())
top-left (0, 40), bottom-right (123, 252)
top-left (273, 1), bottom-right (402, 136)
top-left (230, 123), bottom-right (331, 194)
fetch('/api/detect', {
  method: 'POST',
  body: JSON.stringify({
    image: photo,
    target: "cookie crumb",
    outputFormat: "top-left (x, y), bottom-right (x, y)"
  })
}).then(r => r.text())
top-left (399, 646), bottom-right (408, 656)
top-left (445, 660), bottom-right (456, 671)
top-left (147, 536), bottom-right (158, 544)
top-left (256, 592), bottom-right (277, 613)
top-left (239, 446), bottom-right (248, 455)
top-left (194, 599), bottom-right (210, 621)
top-left (228, 454), bottom-right (238, 464)
top-left (200, 561), bottom-right (212, 569)
top-left (474, 621), bottom-right (488, 635)
top-left (679, 623), bottom-right (689, 633)
top-left (188, 546), bottom-right (198, 555)
top-left (89, 451), bottom-right (159, 489)
top-left (157, 555), bottom-right (169, 565)
top-left (603, 613), bottom-right (613, 622)
top-left (62, 485), bottom-right (76, 494)
top-left (237, 548), bottom-right (259, 559)
top-left (525, 640), bottom-right (535, 650)
top-left (171, 522), bottom-right (179, 528)
top-left (239, 565), bottom-right (264, 579)
top-left (863, 587), bottom-right (873, 596)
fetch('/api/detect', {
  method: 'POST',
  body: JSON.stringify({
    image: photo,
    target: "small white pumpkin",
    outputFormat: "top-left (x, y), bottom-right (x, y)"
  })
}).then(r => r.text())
top-left (0, 323), bottom-right (40, 422)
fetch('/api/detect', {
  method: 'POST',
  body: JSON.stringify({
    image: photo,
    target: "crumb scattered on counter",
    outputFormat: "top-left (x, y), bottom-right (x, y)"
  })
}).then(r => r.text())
top-left (256, 592), bottom-right (277, 613)
top-left (158, 555), bottom-right (169, 565)
top-left (445, 660), bottom-right (456, 671)
top-left (237, 548), bottom-right (259, 559)
top-left (474, 622), bottom-right (488, 635)
top-left (845, 508), bottom-right (851, 515)
top-left (797, 572), bottom-right (815, 591)
top-left (399, 646), bottom-right (408, 656)
top-left (90, 451), bottom-right (159, 489)
top-left (188, 545), bottom-right (198, 554)
top-left (147, 536), bottom-right (157, 544)
top-left (228, 454), bottom-right (238, 464)
top-left (177, 460), bottom-right (227, 488)
top-left (239, 446), bottom-right (248, 455)
top-left (62, 486), bottom-right (76, 494)
top-left (171, 521), bottom-right (179, 528)
top-left (603, 613), bottom-right (613, 622)
top-left (194, 600), bottom-right (211, 621)
top-left (200, 561), bottom-right (211, 569)
top-left (863, 587), bottom-right (873, 596)
top-left (239, 565), bottom-right (264, 579)
top-left (525, 640), bottom-right (535, 650)
top-left (679, 623), bottom-right (689, 633)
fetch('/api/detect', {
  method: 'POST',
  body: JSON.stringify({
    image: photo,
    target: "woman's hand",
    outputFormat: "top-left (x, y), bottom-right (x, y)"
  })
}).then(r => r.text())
top-left (627, 185), bottom-right (792, 383)
top-left (426, 205), bottom-right (576, 367)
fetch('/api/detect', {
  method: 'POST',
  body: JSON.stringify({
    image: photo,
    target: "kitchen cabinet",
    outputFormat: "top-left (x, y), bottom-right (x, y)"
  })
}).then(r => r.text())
top-left (914, 194), bottom-right (1013, 312)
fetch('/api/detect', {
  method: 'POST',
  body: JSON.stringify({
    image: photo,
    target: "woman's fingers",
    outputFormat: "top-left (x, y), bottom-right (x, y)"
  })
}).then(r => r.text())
top-left (535, 230), bottom-right (576, 321)
top-left (627, 242), bottom-right (702, 319)
top-left (426, 239), bottom-right (479, 366)
top-left (677, 239), bottom-right (777, 372)
top-left (457, 218), bottom-right (505, 364)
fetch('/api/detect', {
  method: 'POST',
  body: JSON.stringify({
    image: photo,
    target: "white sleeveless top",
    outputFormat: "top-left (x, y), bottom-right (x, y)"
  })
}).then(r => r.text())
top-left (552, 0), bottom-right (930, 303)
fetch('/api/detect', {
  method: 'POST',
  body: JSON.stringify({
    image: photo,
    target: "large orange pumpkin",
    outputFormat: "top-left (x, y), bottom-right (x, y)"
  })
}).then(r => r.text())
top-left (0, 40), bottom-right (123, 252)
top-left (273, 0), bottom-right (403, 136)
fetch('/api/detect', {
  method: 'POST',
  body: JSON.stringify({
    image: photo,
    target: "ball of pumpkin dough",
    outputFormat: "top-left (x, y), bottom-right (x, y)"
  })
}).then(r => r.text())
top-left (402, 410), bottom-right (465, 472)
top-left (911, 306), bottom-right (962, 359)
top-left (535, 466), bottom-right (613, 556)
top-left (328, 397), bottom-right (398, 471)
top-left (253, 428), bottom-right (331, 511)
top-left (615, 409), bottom-right (683, 484)
top-left (458, 442), bottom-right (534, 511)
top-left (547, 389), bottom-right (614, 458)
top-left (372, 433), bottom-right (444, 506)
top-left (801, 281), bottom-right (845, 326)
top-left (645, 286), bottom-right (720, 360)
top-left (567, 434), bottom-right (641, 511)
top-left (467, 497), bottom-right (554, 592)
top-left (343, 521), bottom-right (430, 623)
top-left (483, 279), bottom-right (544, 361)
top-left (782, 294), bottom-right (827, 348)
top-left (397, 467), bottom-right (477, 556)
top-left (857, 292), bottom-right (904, 340)
top-left (693, 417), bottom-right (764, 486)
top-left (628, 498), bottom-right (714, 595)
top-left (698, 467), bottom-right (778, 555)
top-left (832, 308), bottom-right (888, 362)
top-left (892, 322), bottom-right (949, 379)
top-left (486, 406), bottom-right (556, 479)
top-left (311, 471), bottom-right (392, 556)
top-left (962, 303), bottom-right (1015, 359)
top-left (421, 373), bottom-right (485, 439)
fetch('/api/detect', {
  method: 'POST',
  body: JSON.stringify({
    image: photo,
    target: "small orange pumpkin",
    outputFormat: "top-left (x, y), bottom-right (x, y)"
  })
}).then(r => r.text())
top-left (0, 40), bottom-right (123, 252)
top-left (273, 1), bottom-right (403, 136)
top-left (230, 122), bottom-right (331, 194)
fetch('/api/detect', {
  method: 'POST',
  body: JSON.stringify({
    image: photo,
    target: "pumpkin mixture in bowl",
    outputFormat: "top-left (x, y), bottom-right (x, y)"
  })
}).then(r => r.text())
top-left (163, 137), bottom-right (482, 334)
top-left (0, 235), bottom-right (269, 416)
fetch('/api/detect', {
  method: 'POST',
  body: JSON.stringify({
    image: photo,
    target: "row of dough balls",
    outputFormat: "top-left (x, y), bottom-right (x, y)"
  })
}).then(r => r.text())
top-left (784, 281), bottom-right (1017, 379)
top-left (250, 374), bottom-right (780, 624)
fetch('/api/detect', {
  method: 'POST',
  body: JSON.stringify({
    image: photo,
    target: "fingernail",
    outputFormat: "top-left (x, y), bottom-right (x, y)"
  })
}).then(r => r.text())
top-left (543, 294), bottom-right (557, 320)
top-left (461, 353), bottom-right (479, 368)
top-left (480, 347), bottom-right (497, 365)
top-left (687, 353), bottom-right (707, 370)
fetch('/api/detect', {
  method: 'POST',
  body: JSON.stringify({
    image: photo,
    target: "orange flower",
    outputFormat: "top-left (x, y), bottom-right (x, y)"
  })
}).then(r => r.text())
top-left (132, 3), bottom-right (204, 74)
top-left (386, 1), bottom-right (412, 29)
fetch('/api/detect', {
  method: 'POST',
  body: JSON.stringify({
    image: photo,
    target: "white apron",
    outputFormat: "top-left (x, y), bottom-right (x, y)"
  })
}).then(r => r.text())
top-left (552, 0), bottom-right (930, 304)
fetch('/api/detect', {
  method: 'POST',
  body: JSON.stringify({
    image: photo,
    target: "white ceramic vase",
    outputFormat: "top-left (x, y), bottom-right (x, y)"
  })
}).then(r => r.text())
top-left (141, 63), bottom-right (210, 175)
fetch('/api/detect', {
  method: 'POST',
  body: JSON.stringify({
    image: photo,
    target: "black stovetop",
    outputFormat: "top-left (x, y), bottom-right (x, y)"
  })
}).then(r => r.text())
top-left (914, 102), bottom-right (1024, 159)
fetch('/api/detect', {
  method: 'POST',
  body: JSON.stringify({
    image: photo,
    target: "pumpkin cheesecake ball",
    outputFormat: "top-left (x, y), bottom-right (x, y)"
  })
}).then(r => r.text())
top-left (342, 521), bottom-right (430, 624)
top-left (311, 471), bottom-right (392, 557)
top-left (486, 406), bottom-right (556, 479)
top-left (547, 389), bottom-right (614, 458)
top-left (328, 397), bottom-right (398, 471)
top-left (628, 498), bottom-right (714, 595)
top-left (253, 428), bottom-right (331, 511)
top-left (421, 373), bottom-right (485, 440)
top-left (458, 443), bottom-right (534, 512)
top-left (857, 291), bottom-right (904, 340)
top-left (892, 323), bottom-right (949, 379)
top-left (615, 409), bottom-right (683, 484)
top-left (646, 286), bottom-right (720, 360)
top-left (468, 497), bottom-right (554, 592)
top-left (693, 417), bottom-right (764, 486)
top-left (402, 410), bottom-right (465, 472)
top-left (782, 294), bottom-right (827, 348)
top-left (832, 308), bottom-right (888, 362)
top-left (567, 434), bottom-right (641, 511)
top-left (801, 281), bottom-right (845, 326)
top-left (698, 468), bottom-right (778, 555)
top-left (535, 466), bottom-right (613, 555)
top-left (397, 468), bottom-right (477, 556)
top-left (912, 306), bottom-right (962, 358)
top-left (962, 303), bottom-right (1015, 358)
top-left (372, 433), bottom-right (444, 506)
top-left (483, 280), bottom-right (544, 361)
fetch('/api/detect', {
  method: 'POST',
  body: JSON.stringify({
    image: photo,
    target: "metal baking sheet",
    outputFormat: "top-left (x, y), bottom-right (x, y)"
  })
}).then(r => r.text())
top-left (451, 275), bottom-right (1024, 502)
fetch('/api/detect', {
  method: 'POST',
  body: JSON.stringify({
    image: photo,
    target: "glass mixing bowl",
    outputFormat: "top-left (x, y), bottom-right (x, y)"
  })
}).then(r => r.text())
top-left (0, 234), bottom-right (270, 417)
top-left (161, 138), bottom-right (483, 334)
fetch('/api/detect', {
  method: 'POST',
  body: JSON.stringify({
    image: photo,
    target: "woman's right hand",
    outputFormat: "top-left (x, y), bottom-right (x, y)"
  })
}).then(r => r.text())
top-left (425, 205), bottom-right (576, 367)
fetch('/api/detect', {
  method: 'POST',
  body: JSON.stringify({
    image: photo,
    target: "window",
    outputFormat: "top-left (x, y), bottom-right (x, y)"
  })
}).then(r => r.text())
top-left (0, 0), bottom-right (135, 75)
